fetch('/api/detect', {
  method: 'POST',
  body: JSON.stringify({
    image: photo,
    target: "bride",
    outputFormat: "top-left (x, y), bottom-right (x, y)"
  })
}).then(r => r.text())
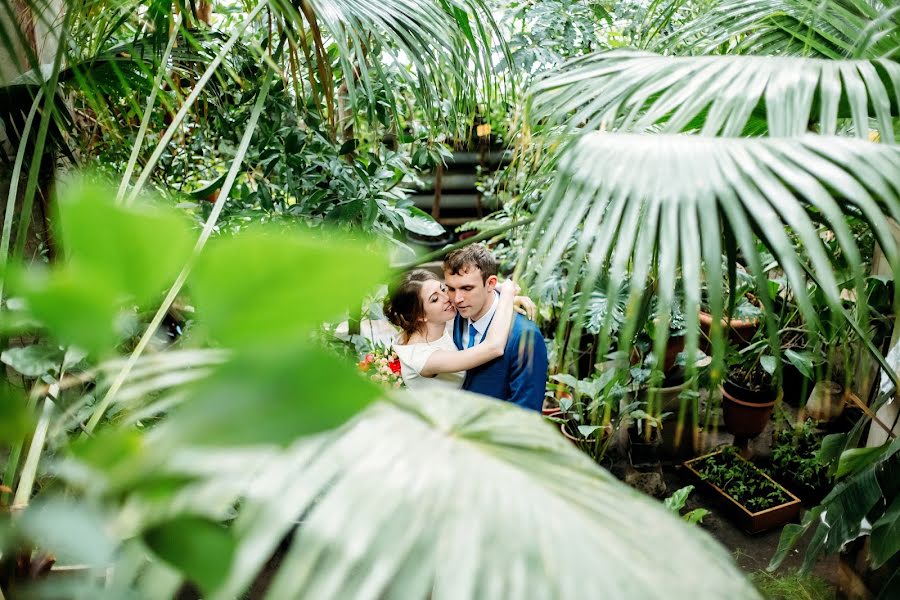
top-left (383, 269), bottom-right (520, 390)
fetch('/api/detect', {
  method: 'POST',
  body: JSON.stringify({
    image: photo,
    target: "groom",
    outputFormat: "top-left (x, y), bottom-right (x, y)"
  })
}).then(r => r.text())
top-left (444, 245), bottom-right (549, 412)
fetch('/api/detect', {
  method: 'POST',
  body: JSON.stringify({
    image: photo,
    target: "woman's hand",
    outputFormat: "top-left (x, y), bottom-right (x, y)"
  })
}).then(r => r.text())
top-left (514, 296), bottom-right (536, 320)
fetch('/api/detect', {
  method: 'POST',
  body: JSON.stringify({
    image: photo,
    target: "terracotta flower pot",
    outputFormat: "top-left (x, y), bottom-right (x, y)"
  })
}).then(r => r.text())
top-left (699, 311), bottom-right (760, 347)
top-left (721, 384), bottom-right (775, 439)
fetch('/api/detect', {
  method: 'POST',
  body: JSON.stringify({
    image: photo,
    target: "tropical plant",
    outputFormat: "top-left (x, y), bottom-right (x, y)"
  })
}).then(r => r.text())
top-left (0, 180), bottom-right (767, 598)
top-left (511, 0), bottom-right (900, 463)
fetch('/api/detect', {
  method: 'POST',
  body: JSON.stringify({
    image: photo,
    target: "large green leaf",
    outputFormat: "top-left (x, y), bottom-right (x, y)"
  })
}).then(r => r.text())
top-left (528, 50), bottom-right (900, 141)
top-left (659, 0), bottom-right (900, 60)
top-left (520, 132), bottom-right (900, 369)
top-left (13, 265), bottom-right (122, 354)
top-left (189, 227), bottom-right (390, 347)
top-left (143, 516), bottom-right (236, 596)
top-left (870, 493), bottom-right (900, 568)
top-left (56, 179), bottom-right (194, 303)
top-left (199, 390), bottom-right (761, 599)
top-left (152, 346), bottom-right (380, 447)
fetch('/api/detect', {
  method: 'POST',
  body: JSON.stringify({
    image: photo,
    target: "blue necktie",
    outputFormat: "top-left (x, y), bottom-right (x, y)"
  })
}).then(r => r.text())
top-left (467, 323), bottom-right (477, 348)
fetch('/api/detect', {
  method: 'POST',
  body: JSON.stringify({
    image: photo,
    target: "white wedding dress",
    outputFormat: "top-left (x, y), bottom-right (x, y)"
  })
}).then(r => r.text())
top-left (392, 323), bottom-right (465, 390)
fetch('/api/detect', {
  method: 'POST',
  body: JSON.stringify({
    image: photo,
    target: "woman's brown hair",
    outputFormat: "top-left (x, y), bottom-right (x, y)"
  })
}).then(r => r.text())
top-left (383, 269), bottom-right (439, 340)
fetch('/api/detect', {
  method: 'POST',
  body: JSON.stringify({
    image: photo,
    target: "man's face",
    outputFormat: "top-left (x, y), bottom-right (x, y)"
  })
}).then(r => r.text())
top-left (444, 267), bottom-right (497, 320)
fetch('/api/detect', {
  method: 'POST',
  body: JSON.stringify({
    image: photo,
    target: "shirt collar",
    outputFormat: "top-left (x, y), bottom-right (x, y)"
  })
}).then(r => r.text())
top-left (470, 291), bottom-right (499, 335)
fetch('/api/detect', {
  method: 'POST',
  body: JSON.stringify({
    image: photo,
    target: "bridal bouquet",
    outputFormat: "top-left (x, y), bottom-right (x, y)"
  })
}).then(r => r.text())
top-left (358, 344), bottom-right (403, 388)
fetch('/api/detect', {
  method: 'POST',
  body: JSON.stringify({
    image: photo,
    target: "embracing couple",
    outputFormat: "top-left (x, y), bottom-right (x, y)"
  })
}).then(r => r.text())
top-left (384, 244), bottom-right (548, 412)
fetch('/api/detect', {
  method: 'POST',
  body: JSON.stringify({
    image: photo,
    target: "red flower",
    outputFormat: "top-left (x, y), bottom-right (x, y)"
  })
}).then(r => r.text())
top-left (365, 354), bottom-right (375, 364)
top-left (389, 358), bottom-right (401, 374)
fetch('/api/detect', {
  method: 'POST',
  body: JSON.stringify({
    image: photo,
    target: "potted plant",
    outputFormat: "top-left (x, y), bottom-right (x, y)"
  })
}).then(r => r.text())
top-left (684, 446), bottom-right (802, 534)
top-left (624, 408), bottom-right (669, 468)
top-left (720, 342), bottom-right (779, 450)
top-left (546, 369), bottom-right (626, 461)
top-left (699, 264), bottom-right (767, 348)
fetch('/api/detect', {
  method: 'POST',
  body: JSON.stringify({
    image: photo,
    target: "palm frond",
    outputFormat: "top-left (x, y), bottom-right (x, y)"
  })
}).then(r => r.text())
top-left (521, 132), bottom-right (900, 367)
top-left (658, 0), bottom-right (900, 60)
top-left (114, 391), bottom-right (760, 600)
top-left (528, 50), bottom-right (900, 141)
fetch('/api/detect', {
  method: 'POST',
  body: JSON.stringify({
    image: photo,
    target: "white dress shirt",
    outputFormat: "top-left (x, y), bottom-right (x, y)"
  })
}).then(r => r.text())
top-left (462, 291), bottom-right (499, 348)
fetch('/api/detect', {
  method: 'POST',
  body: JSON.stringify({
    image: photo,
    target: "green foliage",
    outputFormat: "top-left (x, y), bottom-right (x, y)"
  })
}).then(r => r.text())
top-left (750, 570), bottom-right (835, 600)
top-left (770, 436), bottom-right (900, 572)
top-left (157, 346), bottom-right (380, 447)
top-left (143, 516), bottom-right (236, 596)
top-left (0, 381), bottom-right (33, 444)
top-left (664, 484), bottom-right (709, 524)
top-left (189, 226), bottom-right (390, 347)
top-left (694, 447), bottom-right (791, 512)
top-left (767, 418), bottom-right (831, 498)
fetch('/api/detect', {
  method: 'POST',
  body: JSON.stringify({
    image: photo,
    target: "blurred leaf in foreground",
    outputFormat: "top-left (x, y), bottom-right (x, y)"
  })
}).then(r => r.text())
top-left (156, 346), bottom-right (381, 447)
top-left (143, 516), bottom-right (235, 596)
top-left (190, 227), bottom-right (389, 347)
top-left (0, 381), bottom-right (33, 444)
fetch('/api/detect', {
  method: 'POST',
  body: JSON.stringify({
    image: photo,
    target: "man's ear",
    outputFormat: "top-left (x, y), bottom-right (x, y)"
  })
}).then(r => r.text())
top-left (485, 274), bottom-right (498, 293)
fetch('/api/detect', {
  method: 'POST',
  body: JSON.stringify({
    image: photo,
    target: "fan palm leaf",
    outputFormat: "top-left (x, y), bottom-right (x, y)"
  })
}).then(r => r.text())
top-left (520, 132), bottom-right (900, 376)
top-left (527, 50), bottom-right (900, 141)
top-left (111, 390), bottom-right (761, 599)
top-left (657, 0), bottom-right (900, 60)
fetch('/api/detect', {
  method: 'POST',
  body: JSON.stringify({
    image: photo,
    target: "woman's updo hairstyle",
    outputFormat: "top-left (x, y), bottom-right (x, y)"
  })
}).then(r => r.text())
top-left (384, 269), bottom-right (439, 339)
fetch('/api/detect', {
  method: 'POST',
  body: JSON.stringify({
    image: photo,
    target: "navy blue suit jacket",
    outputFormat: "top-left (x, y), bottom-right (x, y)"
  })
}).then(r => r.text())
top-left (453, 312), bottom-right (548, 412)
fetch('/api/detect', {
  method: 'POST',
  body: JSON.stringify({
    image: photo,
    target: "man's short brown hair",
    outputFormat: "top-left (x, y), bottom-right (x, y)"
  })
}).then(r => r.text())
top-left (443, 244), bottom-right (498, 283)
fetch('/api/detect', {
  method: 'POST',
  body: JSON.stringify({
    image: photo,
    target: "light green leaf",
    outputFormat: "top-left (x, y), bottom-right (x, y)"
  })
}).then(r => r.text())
top-left (683, 508), bottom-right (709, 525)
top-left (14, 266), bottom-right (121, 354)
top-left (144, 516), bottom-right (235, 596)
top-left (213, 390), bottom-right (760, 599)
top-left (760, 355), bottom-right (777, 375)
top-left (158, 347), bottom-right (380, 447)
top-left (190, 228), bottom-right (389, 347)
top-left (836, 445), bottom-right (887, 478)
top-left (664, 485), bottom-right (694, 513)
top-left (784, 349), bottom-right (814, 380)
top-left (19, 499), bottom-right (115, 565)
top-left (400, 206), bottom-right (445, 237)
top-left (56, 178), bottom-right (193, 303)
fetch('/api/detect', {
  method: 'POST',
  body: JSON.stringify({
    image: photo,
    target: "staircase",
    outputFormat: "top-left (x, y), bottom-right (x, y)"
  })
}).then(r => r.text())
top-left (410, 149), bottom-right (511, 231)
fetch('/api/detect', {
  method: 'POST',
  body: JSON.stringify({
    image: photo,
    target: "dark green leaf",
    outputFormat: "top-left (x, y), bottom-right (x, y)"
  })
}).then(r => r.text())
top-left (338, 139), bottom-right (359, 155)
top-left (0, 381), bottom-right (33, 444)
top-left (144, 516), bottom-right (235, 595)
top-left (870, 493), bottom-right (900, 569)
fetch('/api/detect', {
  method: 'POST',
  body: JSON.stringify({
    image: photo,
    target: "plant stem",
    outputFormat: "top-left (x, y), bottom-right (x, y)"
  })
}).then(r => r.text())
top-left (115, 14), bottom-right (183, 203)
top-left (85, 67), bottom-right (276, 433)
top-left (0, 90), bottom-right (42, 306)
top-left (123, 0), bottom-right (268, 205)
top-left (395, 218), bottom-right (534, 271)
top-left (11, 397), bottom-right (54, 510)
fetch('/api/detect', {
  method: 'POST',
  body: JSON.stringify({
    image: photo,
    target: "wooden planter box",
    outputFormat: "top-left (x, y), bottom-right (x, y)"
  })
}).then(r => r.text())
top-left (683, 450), bottom-right (802, 534)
